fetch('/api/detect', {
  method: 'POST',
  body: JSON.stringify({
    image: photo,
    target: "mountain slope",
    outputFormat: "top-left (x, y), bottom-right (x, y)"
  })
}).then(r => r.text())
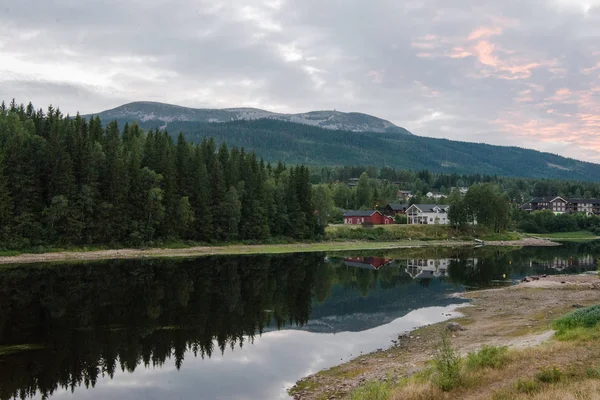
top-left (88, 101), bottom-right (411, 135)
top-left (87, 102), bottom-right (600, 181)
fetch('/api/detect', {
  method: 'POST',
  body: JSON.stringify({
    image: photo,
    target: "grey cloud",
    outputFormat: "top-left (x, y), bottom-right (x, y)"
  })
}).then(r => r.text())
top-left (1, 0), bottom-right (600, 160)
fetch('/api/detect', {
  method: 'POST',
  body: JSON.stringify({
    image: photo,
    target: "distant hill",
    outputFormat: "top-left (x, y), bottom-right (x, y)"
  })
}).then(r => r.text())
top-left (87, 102), bottom-right (600, 181)
top-left (87, 101), bottom-right (411, 135)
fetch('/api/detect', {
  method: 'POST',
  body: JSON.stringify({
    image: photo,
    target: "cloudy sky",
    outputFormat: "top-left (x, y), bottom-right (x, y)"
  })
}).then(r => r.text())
top-left (1, 0), bottom-right (600, 161)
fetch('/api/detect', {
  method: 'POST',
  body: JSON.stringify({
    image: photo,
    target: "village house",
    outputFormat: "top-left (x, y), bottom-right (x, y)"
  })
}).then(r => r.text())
top-left (451, 187), bottom-right (469, 196)
top-left (426, 192), bottom-right (445, 200)
top-left (520, 196), bottom-right (600, 216)
top-left (383, 203), bottom-right (408, 216)
top-left (346, 178), bottom-right (359, 188)
top-left (406, 204), bottom-right (450, 225)
top-left (343, 210), bottom-right (394, 225)
top-left (397, 190), bottom-right (413, 201)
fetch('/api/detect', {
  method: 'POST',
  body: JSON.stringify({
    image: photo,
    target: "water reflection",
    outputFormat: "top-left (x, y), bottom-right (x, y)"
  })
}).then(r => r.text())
top-left (0, 241), bottom-right (598, 400)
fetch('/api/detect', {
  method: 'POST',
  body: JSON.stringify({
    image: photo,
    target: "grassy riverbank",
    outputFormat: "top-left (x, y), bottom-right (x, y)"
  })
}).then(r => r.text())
top-left (0, 236), bottom-right (559, 266)
top-left (290, 275), bottom-right (600, 400)
top-left (525, 231), bottom-right (600, 241)
top-left (325, 224), bottom-right (522, 242)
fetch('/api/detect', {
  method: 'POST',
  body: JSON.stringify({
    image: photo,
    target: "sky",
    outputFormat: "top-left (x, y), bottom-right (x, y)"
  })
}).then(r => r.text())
top-left (1, 0), bottom-right (600, 161)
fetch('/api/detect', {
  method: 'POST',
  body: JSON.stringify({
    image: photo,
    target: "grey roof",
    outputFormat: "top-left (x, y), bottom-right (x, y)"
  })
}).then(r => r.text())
top-left (386, 203), bottom-right (408, 211)
top-left (343, 210), bottom-right (380, 217)
top-left (407, 204), bottom-right (449, 213)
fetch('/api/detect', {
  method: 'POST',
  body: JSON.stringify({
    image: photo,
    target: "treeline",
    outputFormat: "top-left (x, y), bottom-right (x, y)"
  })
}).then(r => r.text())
top-left (515, 210), bottom-right (600, 234)
top-left (309, 165), bottom-right (600, 226)
top-left (0, 101), bottom-right (318, 249)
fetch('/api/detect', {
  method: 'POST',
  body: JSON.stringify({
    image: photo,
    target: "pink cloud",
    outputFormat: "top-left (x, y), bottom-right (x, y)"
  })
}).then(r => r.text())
top-left (467, 26), bottom-right (503, 40)
top-left (448, 47), bottom-right (472, 58)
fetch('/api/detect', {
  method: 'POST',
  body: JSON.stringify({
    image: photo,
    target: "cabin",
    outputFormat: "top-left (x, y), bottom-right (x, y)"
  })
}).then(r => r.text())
top-left (383, 203), bottom-right (408, 216)
top-left (406, 204), bottom-right (450, 225)
top-left (343, 210), bottom-right (394, 225)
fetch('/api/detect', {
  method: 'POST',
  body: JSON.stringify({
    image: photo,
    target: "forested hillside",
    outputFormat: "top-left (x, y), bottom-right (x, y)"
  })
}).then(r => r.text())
top-left (93, 115), bottom-right (600, 182)
top-left (0, 101), bottom-right (318, 250)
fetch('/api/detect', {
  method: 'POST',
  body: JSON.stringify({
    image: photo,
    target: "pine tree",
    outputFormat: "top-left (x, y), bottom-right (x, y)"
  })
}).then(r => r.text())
top-left (190, 147), bottom-right (212, 241)
top-left (210, 159), bottom-right (227, 241)
top-left (223, 186), bottom-right (241, 240)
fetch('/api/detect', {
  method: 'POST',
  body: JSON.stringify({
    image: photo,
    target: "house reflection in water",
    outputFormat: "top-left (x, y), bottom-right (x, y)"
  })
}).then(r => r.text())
top-left (530, 255), bottom-right (596, 272)
top-left (342, 256), bottom-right (395, 270)
top-left (406, 259), bottom-right (450, 279)
top-left (406, 258), bottom-right (479, 279)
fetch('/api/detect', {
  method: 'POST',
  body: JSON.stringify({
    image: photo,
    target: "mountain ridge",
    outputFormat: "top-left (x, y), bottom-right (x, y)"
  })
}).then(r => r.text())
top-left (85, 101), bottom-right (600, 182)
top-left (87, 101), bottom-right (412, 135)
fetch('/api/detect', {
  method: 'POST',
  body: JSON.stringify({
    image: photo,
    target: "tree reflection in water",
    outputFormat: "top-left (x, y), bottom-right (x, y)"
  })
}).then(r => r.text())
top-left (0, 241), bottom-right (599, 400)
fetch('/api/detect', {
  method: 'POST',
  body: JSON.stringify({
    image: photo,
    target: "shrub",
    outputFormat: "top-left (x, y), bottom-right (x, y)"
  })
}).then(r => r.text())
top-left (350, 381), bottom-right (391, 400)
top-left (535, 365), bottom-right (562, 383)
top-left (466, 345), bottom-right (508, 370)
top-left (432, 333), bottom-right (462, 391)
top-left (516, 379), bottom-right (540, 394)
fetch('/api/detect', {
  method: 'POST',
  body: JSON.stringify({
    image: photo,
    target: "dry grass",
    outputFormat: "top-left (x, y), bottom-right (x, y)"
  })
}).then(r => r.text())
top-left (384, 338), bottom-right (600, 400)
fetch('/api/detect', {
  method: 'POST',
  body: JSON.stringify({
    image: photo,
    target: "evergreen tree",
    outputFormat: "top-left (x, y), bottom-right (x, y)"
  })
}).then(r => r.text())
top-left (223, 187), bottom-right (242, 240)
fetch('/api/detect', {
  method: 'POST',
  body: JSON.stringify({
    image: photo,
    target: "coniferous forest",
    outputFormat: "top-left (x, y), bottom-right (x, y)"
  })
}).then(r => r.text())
top-left (0, 101), bottom-right (318, 250)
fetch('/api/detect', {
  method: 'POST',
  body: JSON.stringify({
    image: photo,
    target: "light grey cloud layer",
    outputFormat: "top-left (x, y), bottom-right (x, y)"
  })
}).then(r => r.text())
top-left (1, 0), bottom-right (600, 160)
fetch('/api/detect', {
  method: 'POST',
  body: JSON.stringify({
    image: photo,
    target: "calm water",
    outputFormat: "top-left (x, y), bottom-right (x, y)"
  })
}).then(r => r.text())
top-left (0, 242), bottom-right (598, 400)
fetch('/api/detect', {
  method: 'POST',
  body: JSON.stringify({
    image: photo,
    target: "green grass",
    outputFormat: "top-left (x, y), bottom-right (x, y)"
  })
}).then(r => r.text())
top-left (466, 345), bottom-right (509, 370)
top-left (326, 224), bottom-right (522, 242)
top-left (349, 381), bottom-right (391, 400)
top-left (527, 231), bottom-right (600, 240)
top-left (554, 304), bottom-right (600, 331)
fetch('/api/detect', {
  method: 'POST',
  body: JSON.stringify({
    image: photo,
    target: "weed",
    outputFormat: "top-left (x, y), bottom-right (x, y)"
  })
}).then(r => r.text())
top-left (466, 345), bottom-right (509, 370)
top-left (515, 379), bottom-right (540, 394)
top-left (586, 366), bottom-right (600, 378)
top-left (535, 365), bottom-right (562, 383)
top-left (350, 381), bottom-right (391, 400)
top-left (432, 333), bottom-right (462, 391)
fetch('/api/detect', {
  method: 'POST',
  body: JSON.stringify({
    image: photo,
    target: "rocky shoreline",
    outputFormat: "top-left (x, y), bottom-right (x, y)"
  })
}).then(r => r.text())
top-left (290, 274), bottom-right (600, 399)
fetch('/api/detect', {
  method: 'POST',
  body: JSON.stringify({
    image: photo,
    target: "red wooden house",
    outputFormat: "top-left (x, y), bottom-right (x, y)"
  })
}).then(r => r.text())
top-left (343, 210), bottom-right (394, 225)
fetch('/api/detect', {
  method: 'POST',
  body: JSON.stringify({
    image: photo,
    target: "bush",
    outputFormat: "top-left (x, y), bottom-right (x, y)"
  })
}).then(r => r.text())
top-left (535, 365), bottom-right (562, 383)
top-left (350, 381), bottom-right (390, 400)
top-left (553, 304), bottom-right (600, 333)
top-left (466, 345), bottom-right (508, 370)
top-left (516, 379), bottom-right (540, 394)
top-left (432, 333), bottom-right (462, 391)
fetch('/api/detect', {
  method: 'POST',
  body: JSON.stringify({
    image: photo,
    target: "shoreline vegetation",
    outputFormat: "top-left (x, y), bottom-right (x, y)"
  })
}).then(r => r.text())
top-left (290, 274), bottom-right (600, 400)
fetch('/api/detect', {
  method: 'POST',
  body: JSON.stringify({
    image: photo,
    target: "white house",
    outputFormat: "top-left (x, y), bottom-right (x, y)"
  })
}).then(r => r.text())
top-left (406, 204), bottom-right (450, 225)
top-left (426, 192), bottom-right (445, 200)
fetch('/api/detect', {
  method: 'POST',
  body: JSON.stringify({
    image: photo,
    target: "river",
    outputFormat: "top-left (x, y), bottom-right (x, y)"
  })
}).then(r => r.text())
top-left (0, 242), bottom-right (598, 399)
